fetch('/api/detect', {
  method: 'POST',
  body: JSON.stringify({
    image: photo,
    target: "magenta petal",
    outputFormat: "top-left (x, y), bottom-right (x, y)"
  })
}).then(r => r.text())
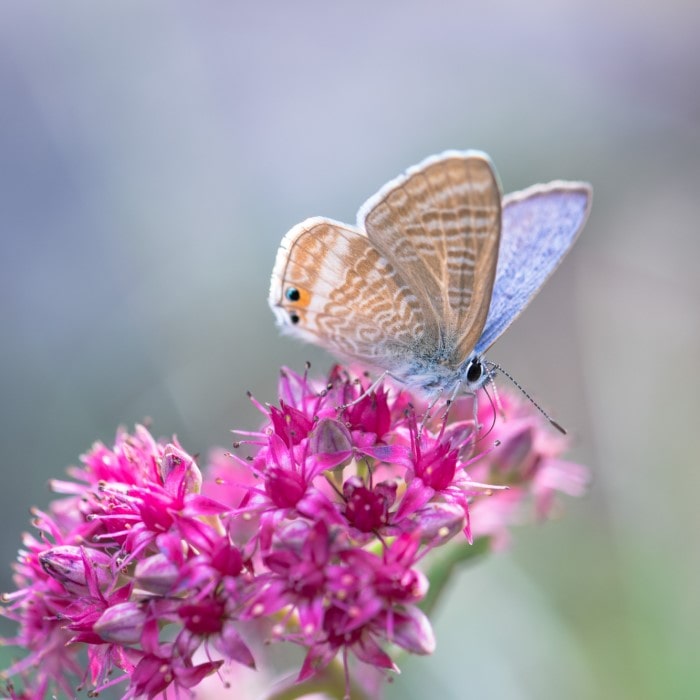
top-left (270, 401), bottom-right (314, 445)
top-left (361, 443), bottom-right (411, 465)
top-left (265, 466), bottom-right (306, 508)
top-left (214, 624), bottom-right (256, 669)
top-left (246, 578), bottom-right (288, 617)
top-left (394, 478), bottom-right (434, 521)
top-left (185, 494), bottom-right (230, 515)
top-left (178, 600), bottom-right (225, 635)
top-left (297, 596), bottom-right (325, 639)
top-left (209, 540), bottom-right (244, 578)
top-left (175, 659), bottom-right (225, 690)
top-left (353, 634), bottom-right (397, 670)
top-left (390, 607), bottom-right (436, 655)
top-left (172, 516), bottom-right (218, 553)
top-left (343, 387), bottom-right (391, 438)
top-left (267, 433), bottom-right (296, 472)
top-left (298, 641), bottom-right (337, 681)
top-left (312, 451), bottom-right (353, 470)
top-left (130, 654), bottom-right (173, 698)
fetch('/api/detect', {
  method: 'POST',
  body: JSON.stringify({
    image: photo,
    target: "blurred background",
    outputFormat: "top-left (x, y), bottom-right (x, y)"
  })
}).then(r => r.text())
top-left (1, 2), bottom-right (698, 698)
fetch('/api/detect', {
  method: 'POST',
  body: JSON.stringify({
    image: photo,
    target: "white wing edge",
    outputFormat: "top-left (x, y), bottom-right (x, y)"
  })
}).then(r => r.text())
top-left (355, 149), bottom-right (499, 231)
top-left (503, 179), bottom-right (593, 214)
top-left (268, 216), bottom-right (356, 327)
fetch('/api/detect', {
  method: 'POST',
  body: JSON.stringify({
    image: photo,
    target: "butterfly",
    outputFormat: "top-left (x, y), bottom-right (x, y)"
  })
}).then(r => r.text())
top-left (269, 150), bottom-right (591, 404)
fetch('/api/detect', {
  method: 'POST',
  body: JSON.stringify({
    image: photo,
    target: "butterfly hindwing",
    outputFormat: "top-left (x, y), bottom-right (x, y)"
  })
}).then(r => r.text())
top-left (269, 218), bottom-right (440, 368)
top-left (474, 182), bottom-right (592, 355)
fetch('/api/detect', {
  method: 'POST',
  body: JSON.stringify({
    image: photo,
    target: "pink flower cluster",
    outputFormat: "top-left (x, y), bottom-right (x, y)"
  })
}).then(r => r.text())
top-left (1, 366), bottom-right (587, 699)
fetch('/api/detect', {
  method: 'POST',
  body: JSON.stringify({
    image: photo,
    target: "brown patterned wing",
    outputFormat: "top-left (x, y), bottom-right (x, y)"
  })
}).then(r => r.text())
top-left (358, 151), bottom-right (502, 367)
top-left (268, 217), bottom-right (439, 369)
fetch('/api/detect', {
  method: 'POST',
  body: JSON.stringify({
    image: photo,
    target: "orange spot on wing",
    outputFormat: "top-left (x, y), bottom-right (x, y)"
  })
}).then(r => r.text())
top-left (292, 287), bottom-right (312, 309)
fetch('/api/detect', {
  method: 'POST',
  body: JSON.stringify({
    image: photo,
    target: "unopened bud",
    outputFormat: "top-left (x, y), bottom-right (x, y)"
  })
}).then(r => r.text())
top-left (410, 503), bottom-right (465, 543)
top-left (39, 545), bottom-right (112, 592)
top-left (134, 553), bottom-right (179, 595)
top-left (94, 602), bottom-right (146, 644)
top-left (310, 418), bottom-right (353, 470)
top-left (160, 444), bottom-right (202, 494)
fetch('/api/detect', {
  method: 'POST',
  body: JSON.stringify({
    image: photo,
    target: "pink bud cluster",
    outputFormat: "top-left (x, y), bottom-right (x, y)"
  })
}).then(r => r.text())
top-left (1, 366), bottom-right (587, 699)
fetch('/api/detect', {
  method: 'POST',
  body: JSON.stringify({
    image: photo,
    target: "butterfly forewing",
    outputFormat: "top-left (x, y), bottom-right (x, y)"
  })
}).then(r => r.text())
top-left (358, 151), bottom-right (502, 368)
top-left (269, 218), bottom-right (439, 367)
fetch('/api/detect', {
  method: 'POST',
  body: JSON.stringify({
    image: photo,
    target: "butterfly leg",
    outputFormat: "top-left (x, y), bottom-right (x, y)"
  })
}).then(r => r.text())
top-left (418, 388), bottom-right (445, 438)
top-left (467, 379), bottom-right (501, 444)
top-left (484, 367), bottom-right (506, 423)
top-left (448, 381), bottom-right (464, 413)
top-left (465, 391), bottom-right (481, 437)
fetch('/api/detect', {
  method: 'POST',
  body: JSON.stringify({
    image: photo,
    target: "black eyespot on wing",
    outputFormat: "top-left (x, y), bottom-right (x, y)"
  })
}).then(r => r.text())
top-left (286, 287), bottom-right (301, 302)
top-left (289, 312), bottom-right (300, 325)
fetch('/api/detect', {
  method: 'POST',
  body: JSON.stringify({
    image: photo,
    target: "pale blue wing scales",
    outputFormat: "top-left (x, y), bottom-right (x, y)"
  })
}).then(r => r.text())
top-left (473, 182), bottom-right (592, 355)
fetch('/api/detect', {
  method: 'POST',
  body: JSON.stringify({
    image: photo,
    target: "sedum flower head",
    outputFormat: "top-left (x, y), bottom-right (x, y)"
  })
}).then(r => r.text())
top-left (1, 365), bottom-right (587, 699)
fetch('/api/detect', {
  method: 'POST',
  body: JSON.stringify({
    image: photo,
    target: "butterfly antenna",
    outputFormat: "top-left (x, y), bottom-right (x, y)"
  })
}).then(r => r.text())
top-left (486, 362), bottom-right (567, 434)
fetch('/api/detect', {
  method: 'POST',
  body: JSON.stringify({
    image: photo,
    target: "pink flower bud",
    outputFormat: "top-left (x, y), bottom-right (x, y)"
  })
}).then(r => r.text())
top-left (160, 444), bottom-right (202, 494)
top-left (310, 418), bottom-right (353, 470)
top-left (134, 553), bottom-right (179, 595)
top-left (39, 545), bottom-right (112, 591)
top-left (94, 602), bottom-right (146, 644)
top-left (408, 502), bottom-right (466, 543)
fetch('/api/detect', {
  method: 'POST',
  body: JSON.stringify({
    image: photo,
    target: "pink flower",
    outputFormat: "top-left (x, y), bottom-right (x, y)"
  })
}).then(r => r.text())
top-left (1, 365), bottom-right (587, 699)
top-left (1, 426), bottom-right (252, 699)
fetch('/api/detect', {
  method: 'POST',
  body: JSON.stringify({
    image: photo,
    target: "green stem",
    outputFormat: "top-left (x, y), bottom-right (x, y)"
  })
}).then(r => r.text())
top-left (419, 536), bottom-right (491, 616)
top-left (265, 657), bottom-right (370, 700)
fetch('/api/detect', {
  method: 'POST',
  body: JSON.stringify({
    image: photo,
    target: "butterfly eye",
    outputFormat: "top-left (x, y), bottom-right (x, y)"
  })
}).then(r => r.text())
top-left (285, 287), bottom-right (301, 302)
top-left (466, 359), bottom-right (483, 384)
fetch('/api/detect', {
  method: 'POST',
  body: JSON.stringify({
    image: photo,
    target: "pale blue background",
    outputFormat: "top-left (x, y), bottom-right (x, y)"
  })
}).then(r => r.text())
top-left (1, 2), bottom-right (698, 698)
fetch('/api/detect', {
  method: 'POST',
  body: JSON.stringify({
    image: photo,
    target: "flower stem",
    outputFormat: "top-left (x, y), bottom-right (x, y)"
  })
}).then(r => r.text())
top-left (264, 658), bottom-right (370, 700)
top-left (420, 536), bottom-right (491, 616)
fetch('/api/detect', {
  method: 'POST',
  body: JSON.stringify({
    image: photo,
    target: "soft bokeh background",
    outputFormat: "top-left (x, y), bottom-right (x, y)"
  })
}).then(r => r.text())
top-left (1, 2), bottom-right (698, 698)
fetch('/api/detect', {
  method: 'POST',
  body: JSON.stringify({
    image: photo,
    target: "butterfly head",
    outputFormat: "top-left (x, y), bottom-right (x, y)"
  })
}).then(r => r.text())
top-left (464, 355), bottom-right (489, 393)
top-left (389, 351), bottom-right (490, 398)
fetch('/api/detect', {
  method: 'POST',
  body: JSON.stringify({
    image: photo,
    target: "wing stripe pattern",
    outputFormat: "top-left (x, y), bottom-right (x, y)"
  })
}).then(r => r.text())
top-left (359, 151), bottom-right (501, 366)
top-left (269, 219), bottom-right (435, 364)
